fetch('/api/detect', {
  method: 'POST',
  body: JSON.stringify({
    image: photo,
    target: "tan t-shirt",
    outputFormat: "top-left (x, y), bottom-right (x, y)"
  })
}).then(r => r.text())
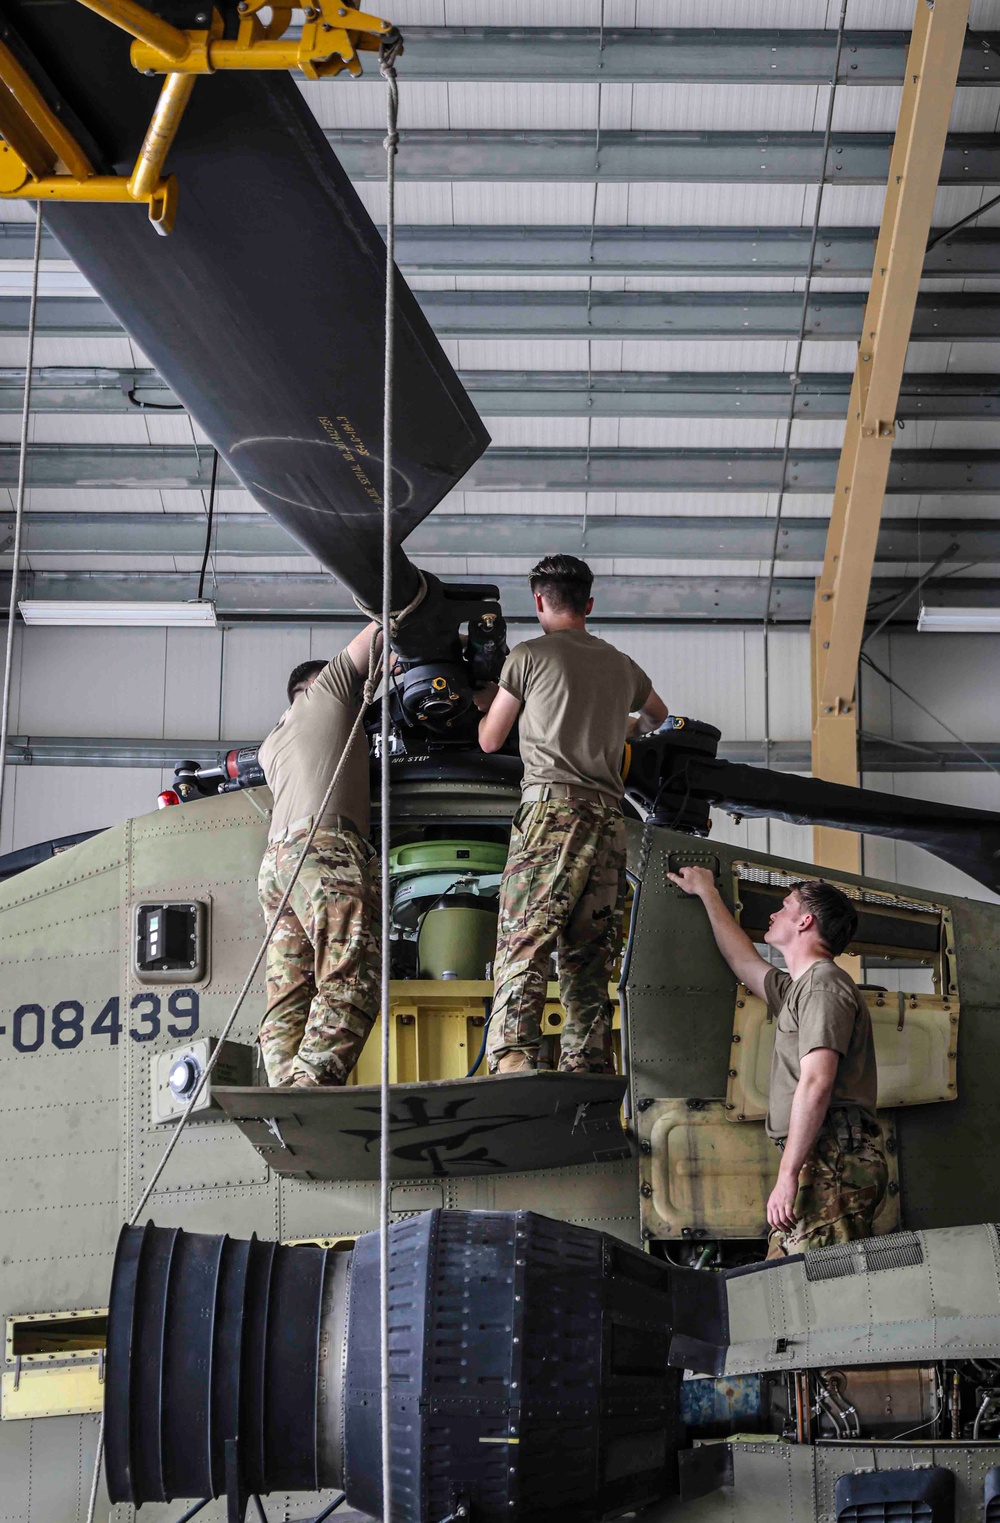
top-left (499, 629), bottom-right (652, 802)
top-left (258, 649), bottom-right (370, 842)
top-left (764, 961), bottom-right (878, 1142)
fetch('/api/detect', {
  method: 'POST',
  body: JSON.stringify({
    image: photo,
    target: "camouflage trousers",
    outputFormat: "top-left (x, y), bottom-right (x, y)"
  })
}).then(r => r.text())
top-left (766, 1129), bottom-right (888, 1259)
top-left (487, 798), bottom-right (626, 1075)
top-left (257, 826), bottom-right (380, 1086)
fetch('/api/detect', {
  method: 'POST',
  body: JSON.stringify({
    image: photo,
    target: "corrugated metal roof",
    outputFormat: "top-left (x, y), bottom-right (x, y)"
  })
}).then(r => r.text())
top-left (1, 0), bottom-right (998, 636)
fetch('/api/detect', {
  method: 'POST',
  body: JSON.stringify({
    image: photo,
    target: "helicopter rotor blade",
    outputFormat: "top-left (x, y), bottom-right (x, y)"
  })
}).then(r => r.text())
top-left (6, 0), bottom-right (489, 616)
top-left (693, 758), bottom-right (1000, 895)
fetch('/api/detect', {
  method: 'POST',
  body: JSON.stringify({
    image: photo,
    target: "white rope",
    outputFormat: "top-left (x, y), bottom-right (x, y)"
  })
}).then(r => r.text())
top-left (85, 1411), bottom-right (106, 1523)
top-left (353, 565), bottom-right (427, 633)
top-left (379, 34), bottom-right (401, 1523)
top-left (130, 637), bottom-right (384, 1225)
top-left (0, 204), bottom-right (43, 824)
top-left (85, 42), bottom-right (407, 1521)
top-left (84, 634), bottom-right (383, 1523)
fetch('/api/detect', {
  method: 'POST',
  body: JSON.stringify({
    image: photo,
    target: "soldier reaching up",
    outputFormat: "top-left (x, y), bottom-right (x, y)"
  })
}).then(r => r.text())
top-left (256, 624), bottom-right (382, 1088)
top-left (667, 866), bottom-right (887, 1257)
top-left (476, 555), bottom-right (669, 1075)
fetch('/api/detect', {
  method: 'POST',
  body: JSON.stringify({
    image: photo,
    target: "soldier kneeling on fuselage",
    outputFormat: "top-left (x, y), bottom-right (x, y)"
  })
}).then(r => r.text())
top-left (256, 624), bottom-right (382, 1089)
top-left (668, 868), bottom-right (887, 1256)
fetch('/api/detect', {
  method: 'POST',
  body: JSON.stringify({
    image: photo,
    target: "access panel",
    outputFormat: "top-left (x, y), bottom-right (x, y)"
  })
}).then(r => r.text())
top-left (216, 1072), bottom-right (630, 1180)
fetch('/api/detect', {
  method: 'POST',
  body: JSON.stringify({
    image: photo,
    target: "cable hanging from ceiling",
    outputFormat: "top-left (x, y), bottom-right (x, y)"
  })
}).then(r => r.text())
top-left (84, 37), bottom-right (407, 1523)
top-left (196, 447), bottom-right (219, 603)
top-left (759, 0), bottom-right (849, 853)
top-left (0, 203), bottom-right (43, 828)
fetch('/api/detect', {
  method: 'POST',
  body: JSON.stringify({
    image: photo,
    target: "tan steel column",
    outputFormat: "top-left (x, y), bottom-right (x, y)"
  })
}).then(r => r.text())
top-left (810, 0), bottom-right (970, 871)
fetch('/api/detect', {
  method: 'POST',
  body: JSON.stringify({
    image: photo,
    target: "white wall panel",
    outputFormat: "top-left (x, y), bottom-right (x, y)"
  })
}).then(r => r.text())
top-left (0, 763), bottom-right (161, 854)
top-left (218, 626), bottom-right (341, 739)
top-left (863, 632), bottom-right (1000, 743)
top-left (14, 626), bottom-right (169, 738)
top-left (163, 629), bottom-right (225, 741)
top-left (860, 773), bottom-right (1000, 904)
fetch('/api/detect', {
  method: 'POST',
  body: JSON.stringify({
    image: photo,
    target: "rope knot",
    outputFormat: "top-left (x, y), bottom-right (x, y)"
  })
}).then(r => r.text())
top-left (352, 568), bottom-right (428, 641)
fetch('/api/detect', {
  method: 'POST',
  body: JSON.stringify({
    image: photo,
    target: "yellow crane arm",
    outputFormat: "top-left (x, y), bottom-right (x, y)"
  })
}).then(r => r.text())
top-left (0, 0), bottom-right (397, 233)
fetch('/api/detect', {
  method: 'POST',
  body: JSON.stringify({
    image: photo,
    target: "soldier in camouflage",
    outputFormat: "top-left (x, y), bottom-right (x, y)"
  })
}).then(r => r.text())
top-left (256, 623), bottom-right (382, 1088)
top-left (667, 866), bottom-right (887, 1256)
top-left (770, 1120), bottom-right (887, 1256)
top-left (476, 555), bottom-right (668, 1074)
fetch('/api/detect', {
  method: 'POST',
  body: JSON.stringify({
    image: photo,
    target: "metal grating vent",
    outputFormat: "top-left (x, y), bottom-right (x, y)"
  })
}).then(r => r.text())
top-left (983, 1466), bottom-right (1000, 1523)
top-left (836, 1467), bottom-right (953, 1523)
top-left (734, 863), bottom-right (940, 916)
top-left (805, 1232), bottom-right (923, 1282)
top-left (863, 1233), bottom-right (925, 1274)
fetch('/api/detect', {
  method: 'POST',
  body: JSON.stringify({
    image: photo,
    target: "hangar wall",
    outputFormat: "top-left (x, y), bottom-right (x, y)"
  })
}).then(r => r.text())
top-left (1, 620), bottom-right (997, 904)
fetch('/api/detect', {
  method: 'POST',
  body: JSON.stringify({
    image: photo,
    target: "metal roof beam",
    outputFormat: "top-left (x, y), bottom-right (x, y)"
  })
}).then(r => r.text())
top-left (3, 291), bottom-right (998, 340)
top-left (2, 445), bottom-right (1000, 493)
top-left (7, 223), bottom-right (1000, 276)
top-left (6, 732), bottom-right (998, 773)
top-left (6, 570), bottom-right (1000, 622)
top-left (9, 569), bottom-right (1000, 623)
top-left (0, 368), bottom-right (996, 420)
top-left (325, 129), bottom-right (999, 185)
top-left (7, 512), bottom-right (1000, 561)
top-left (459, 373), bottom-right (1000, 420)
top-left (374, 28), bottom-right (1000, 86)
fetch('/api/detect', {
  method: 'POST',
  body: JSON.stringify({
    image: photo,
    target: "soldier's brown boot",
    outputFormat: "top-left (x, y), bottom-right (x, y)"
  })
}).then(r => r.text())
top-left (495, 1051), bottom-right (536, 1074)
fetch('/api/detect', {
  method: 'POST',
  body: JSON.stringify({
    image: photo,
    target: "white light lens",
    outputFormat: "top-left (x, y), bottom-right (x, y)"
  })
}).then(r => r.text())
top-left (917, 605), bottom-right (1000, 633)
top-left (18, 600), bottom-right (217, 627)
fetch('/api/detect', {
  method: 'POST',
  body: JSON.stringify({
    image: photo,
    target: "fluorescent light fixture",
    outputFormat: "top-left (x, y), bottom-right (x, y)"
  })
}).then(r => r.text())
top-left (917, 604), bottom-right (1000, 633)
top-left (19, 600), bottom-right (218, 628)
top-left (0, 269), bottom-right (95, 296)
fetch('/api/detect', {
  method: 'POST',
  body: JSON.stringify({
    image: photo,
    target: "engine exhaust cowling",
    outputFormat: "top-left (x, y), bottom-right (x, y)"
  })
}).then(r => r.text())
top-left (106, 1209), bottom-right (680, 1521)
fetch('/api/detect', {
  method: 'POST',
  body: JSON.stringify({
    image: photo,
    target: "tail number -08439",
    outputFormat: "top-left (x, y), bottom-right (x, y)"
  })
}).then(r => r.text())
top-left (5, 991), bottom-right (200, 1051)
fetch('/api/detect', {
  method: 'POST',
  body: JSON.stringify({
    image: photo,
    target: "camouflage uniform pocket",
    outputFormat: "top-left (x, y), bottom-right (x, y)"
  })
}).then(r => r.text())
top-left (771, 1131), bottom-right (889, 1256)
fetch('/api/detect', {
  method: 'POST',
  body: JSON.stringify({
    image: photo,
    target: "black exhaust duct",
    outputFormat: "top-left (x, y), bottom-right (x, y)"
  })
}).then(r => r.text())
top-left (106, 1210), bottom-right (681, 1522)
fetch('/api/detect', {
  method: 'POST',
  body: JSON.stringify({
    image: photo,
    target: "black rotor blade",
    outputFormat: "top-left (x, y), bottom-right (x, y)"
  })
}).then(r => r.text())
top-left (690, 758), bottom-right (1000, 894)
top-left (7, 0), bottom-right (489, 614)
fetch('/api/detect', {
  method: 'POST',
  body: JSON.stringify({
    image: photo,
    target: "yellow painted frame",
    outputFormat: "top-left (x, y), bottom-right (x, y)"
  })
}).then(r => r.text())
top-left (2, 1363), bottom-right (103, 1420)
top-left (2, 1307), bottom-right (107, 1421)
top-left (349, 980), bottom-right (622, 1087)
top-left (810, 0), bottom-right (971, 870)
top-left (726, 986), bottom-right (959, 1121)
top-left (637, 1099), bottom-right (900, 1241)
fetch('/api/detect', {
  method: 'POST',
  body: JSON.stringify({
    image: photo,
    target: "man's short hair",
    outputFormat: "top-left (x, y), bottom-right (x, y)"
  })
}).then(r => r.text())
top-left (790, 879), bottom-right (859, 958)
top-left (286, 659), bottom-right (326, 705)
top-left (528, 554), bottom-right (594, 615)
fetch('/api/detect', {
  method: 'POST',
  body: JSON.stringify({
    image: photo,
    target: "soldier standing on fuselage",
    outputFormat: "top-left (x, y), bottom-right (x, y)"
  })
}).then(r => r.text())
top-left (256, 623), bottom-right (382, 1088)
top-left (476, 555), bottom-right (669, 1074)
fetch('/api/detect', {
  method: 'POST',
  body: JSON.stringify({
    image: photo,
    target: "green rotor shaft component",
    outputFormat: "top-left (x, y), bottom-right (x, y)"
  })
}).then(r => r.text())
top-left (390, 839), bottom-right (507, 878)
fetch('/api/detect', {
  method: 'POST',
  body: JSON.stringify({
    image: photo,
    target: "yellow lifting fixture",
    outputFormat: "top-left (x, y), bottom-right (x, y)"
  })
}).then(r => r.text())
top-left (0, 0), bottom-right (396, 233)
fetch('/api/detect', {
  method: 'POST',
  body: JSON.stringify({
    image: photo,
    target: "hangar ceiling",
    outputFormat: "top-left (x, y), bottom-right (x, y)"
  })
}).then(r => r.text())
top-left (2, 0), bottom-right (1000, 626)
